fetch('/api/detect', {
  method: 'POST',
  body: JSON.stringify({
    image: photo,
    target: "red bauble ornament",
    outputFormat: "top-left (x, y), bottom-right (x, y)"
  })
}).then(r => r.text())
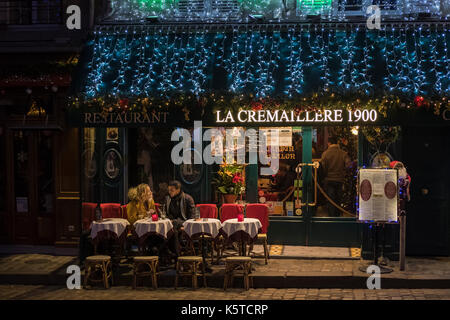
top-left (414, 96), bottom-right (425, 108)
top-left (251, 102), bottom-right (263, 111)
top-left (119, 98), bottom-right (129, 108)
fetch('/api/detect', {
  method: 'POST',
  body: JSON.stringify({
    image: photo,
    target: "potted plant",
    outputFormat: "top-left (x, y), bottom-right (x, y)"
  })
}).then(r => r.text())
top-left (214, 162), bottom-right (246, 203)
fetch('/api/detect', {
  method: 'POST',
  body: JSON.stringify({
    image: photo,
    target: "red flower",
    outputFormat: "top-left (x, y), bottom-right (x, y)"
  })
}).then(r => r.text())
top-left (232, 174), bottom-right (243, 183)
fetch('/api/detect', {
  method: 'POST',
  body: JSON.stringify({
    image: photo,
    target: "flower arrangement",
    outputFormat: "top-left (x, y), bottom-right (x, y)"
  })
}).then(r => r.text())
top-left (214, 162), bottom-right (246, 196)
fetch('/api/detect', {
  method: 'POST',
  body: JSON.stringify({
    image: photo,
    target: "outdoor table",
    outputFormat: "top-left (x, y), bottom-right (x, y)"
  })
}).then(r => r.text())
top-left (183, 218), bottom-right (222, 270)
top-left (133, 218), bottom-right (174, 252)
top-left (221, 218), bottom-right (262, 256)
top-left (90, 218), bottom-right (130, 255)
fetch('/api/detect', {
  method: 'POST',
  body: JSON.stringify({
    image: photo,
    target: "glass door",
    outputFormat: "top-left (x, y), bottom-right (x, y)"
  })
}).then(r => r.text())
top-left (304, 126), bottom-right (361, 247)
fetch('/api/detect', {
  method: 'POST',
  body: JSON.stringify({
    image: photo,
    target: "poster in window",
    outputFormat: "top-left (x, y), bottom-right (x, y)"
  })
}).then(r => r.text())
top-left (16, 197), bottom-right (28, 213)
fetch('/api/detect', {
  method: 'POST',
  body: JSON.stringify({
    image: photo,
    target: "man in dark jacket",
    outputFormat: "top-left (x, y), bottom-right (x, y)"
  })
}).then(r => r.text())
top-left (164, 180), bottom-right (195, 256)
top-left (320, 136), bottom-right (352, 217)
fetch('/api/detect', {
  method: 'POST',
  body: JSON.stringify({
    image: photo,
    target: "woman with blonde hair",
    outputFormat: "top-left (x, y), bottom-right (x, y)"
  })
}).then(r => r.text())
top-left (126, 183), bottom-right (156, 225)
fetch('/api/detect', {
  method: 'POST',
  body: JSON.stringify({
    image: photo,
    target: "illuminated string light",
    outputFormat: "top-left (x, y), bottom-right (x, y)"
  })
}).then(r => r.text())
top-left (82, 24), bottom-right (450, 99)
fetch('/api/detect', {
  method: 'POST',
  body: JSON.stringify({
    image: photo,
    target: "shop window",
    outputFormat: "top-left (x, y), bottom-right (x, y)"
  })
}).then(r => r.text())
top-left (0, 0), bottom-right (63, 25)
top-left (13, 130), bottom-right (30, 214)
top-left (313, 126), bottom-right (358, 218)
top-left (81, 128), bottom-right (98, 202)
top-left (257, 127), bottom-right (301, 216)
top-left (257, 126), bottom-right (359, 218)
top-left (132, 127), bottom-right (174, 204)
top-left (37, 132), bottom-right (54, 215)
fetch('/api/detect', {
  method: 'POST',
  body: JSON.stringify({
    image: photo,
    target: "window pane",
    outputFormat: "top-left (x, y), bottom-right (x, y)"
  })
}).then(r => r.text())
top-left (37, 132), bottom-right (54, 214)
top-left (13, 131), bottom-right (29, 213)
top-left (314, 126), bottom-right (358, 218)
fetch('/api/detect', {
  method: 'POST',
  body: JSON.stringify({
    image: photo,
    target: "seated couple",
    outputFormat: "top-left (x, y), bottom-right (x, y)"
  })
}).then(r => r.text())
top-left (126, 180), bottom-right (195, 259)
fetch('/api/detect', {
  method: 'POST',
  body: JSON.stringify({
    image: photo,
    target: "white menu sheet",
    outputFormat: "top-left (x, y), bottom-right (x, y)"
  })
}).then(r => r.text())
top-left (359, 169), bottom-right (398, 222)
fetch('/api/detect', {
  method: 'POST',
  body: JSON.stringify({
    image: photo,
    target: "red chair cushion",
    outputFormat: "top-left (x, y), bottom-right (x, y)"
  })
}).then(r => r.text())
top-left (82, 202), bottom-right (97, 231)
top-left (245, 203), bottom-right (269, 234)
top-left (196, 204), bottom-right (218, 219)
top-left (100, 203), bottom-right (122, 219)
top-left (220, 204), bottom-right (244, 223)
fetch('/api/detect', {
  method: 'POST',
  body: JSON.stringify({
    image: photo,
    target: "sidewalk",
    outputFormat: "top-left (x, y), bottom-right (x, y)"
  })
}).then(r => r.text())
top-left (0, 251), bottom-right (449, 289)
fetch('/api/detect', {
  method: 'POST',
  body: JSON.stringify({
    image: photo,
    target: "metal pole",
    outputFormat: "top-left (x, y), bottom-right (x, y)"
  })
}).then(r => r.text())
top-left (399, 215), bottom-right (406, 271)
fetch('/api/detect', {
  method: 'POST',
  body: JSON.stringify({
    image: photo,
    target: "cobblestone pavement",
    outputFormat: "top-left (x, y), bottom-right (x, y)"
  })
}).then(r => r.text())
top-left (1, 253), bottom-right (450, 279)
top-left (1, 285), bottom-right (450, 300)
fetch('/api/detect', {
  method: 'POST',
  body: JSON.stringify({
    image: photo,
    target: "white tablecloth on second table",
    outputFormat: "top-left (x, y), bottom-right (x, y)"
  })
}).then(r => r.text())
top-left (221, 218), bottom-right (262, 239)
top-left (133, 218), bottom-right (174, 239)
top-left (90, 218), bottom-right (130, 240)
top-left (182, 218), bottom-right (222, 239)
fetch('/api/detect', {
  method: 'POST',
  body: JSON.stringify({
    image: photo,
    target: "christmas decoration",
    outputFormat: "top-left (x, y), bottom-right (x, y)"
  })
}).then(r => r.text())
top-left (82, 25), bottom-right (449, 100)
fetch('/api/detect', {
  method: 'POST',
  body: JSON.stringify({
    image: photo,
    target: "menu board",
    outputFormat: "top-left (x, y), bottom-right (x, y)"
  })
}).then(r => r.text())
top-left (358, 169), bottom-right (398, 222)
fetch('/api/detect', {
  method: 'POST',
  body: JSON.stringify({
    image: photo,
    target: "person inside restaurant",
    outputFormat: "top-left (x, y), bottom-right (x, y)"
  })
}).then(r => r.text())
top-left (164, 180), bottom-right (196, 257)
top-left (319, 136), bottom-right (352, 217)
top-left (271, 162), bottom-right (297, 201)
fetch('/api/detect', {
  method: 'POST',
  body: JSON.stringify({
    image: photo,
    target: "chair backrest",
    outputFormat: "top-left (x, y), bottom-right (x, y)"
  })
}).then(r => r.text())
top-left (82, 202), bottom-right (97, 231)
top-left (220, 204), bottom-right (244, 223)
top-left (196, 204), bottom-right (218, 219)
top-left (121, 204), bottom-right (127, 219)
top-left (100, 203), bottom-right (122, 219)
top-left (245, 203), bottom-right (269, 234)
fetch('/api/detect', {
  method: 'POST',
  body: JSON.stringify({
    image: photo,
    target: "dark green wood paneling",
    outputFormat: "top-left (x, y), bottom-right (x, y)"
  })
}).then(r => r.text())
top-left (308, 218), bottom-right (361, 247)
top-left (268, 217), bottom-right (306, 245)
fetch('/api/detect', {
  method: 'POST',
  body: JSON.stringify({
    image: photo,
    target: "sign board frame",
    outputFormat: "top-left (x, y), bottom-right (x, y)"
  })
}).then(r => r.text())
top-left (357, 168), bottom-right (399, 223)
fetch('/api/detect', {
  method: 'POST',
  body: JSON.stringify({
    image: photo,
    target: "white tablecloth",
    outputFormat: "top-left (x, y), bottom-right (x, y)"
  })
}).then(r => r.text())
top-left (221, 218), bottom-right (262, 239)
top-left (90, 218), bottom-right (130, 239)
top-left (183, 218), bottom-right (222, 239)
top-left (133, 218), bottom-right (174, 239)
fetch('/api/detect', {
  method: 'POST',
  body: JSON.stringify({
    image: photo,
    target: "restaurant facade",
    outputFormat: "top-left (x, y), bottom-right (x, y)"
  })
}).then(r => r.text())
top-left (2, 0), bottom-right (449, 259)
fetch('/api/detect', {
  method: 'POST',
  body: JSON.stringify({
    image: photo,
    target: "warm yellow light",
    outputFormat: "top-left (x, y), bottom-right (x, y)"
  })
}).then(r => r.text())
top-left (351, 126), bottom-right (359, 136)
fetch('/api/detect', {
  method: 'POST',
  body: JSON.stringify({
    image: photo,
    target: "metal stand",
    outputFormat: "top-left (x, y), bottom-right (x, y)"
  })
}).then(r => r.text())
top-left (359, 223), bottom-right (393, 274)
top-left (399, 214), bottom-right (406, 271)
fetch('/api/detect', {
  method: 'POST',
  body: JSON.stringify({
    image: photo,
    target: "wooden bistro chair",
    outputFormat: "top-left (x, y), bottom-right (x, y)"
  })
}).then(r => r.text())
top-left (223, 256), bottom-right (253, 291)
top-left (175, 256), bottom-right (207, 290)
top-left (132, 256), bottom-right (159, 289)
top-left (219, 204), bottom-right (245, 258)
top-left (245, 203), bottom-right (270, 264)
top-left (194, 204), bottom-right (219, 263)
top-left (84, 255), bottom-right (113, 289)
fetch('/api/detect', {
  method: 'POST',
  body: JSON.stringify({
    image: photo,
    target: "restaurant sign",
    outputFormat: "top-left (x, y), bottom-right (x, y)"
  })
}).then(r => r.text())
top-left (216, 109), bottom-right (378, 124)
top-left (83, 111), bottom-right (170, 125)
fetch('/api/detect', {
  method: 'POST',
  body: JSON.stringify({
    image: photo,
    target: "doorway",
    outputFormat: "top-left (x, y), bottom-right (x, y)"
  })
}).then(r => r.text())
top-left (265, 126), bottom-right (361, 247)
top-left (404, 126), bottom-right (450, 256)
top-left (8, 130), bottom-right (56, 245)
